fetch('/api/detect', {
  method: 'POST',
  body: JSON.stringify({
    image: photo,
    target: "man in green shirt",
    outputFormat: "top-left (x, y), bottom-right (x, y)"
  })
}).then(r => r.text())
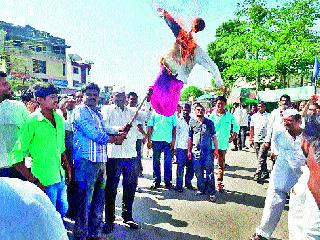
top-left (209, 96), bottom-right (239, 192)
top-left (147, 112), bottom-right (177, 189)
top-left (10, 83), bottom-right (71, 217)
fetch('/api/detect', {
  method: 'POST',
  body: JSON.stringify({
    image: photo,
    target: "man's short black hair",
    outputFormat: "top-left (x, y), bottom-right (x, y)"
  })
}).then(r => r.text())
top-left (194, 103), bottom-right (204, 110)
top-left (293, 114), bottom-right (302, 121)
top-left (183, 103), bottom-right (191, 111)
top-left (280, 94), bottom-right (291, 102)
top-left (33, 83), bottom-right (59, 98)
top-left (0, 71), bottom-right (7, 78)
top-left (193, 102), bottom-right (201, 108)
top-left (195, 18), bottom-right (205, 32)
top-left (127, 91), bottom-right (138, 99)
top-left (21, 89), bottom-right (34, 102)
top-left (216, 95), bottom-right (227, 103)
top-left (258, 101), bottom-right (265, 106)
top-left (82, 83), bottom-right (100, 93)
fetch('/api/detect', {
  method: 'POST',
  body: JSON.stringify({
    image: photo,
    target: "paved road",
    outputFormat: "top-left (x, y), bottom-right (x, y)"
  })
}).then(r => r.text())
top-left (68, 147), bottom-right (289, 240)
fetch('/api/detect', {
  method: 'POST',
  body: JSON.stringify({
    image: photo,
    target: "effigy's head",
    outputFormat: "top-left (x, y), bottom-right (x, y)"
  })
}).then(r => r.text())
top-left (192, 18), bottom-right (205, 33)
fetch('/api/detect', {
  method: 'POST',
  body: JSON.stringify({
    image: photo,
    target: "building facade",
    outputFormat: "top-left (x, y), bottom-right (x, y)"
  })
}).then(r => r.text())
top-left (66, 54), bottom-right (93, 89)
top-left (0, 21), bottom-right (70, 86)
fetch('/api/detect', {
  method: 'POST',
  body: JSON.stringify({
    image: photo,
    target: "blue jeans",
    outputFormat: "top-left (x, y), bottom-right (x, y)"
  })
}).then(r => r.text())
top-left (74, 159), bottom-right (106, 239)
top-left (193, 151), bottom-right (215, 194)
top-left (152, 141), bottom-right (172, 185)
top-left (45, 179), bottom-right (68, 217)
top-left (176, 148), bottom-right (194, 189)
top-left (105, 158), bottom-right (139, 223)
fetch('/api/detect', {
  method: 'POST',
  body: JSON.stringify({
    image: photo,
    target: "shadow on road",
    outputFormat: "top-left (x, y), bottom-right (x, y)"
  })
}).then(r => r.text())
top-left (134, 196), bottom-right (188, 227)
top-left (108, 222), bottom-right (213, 240)
top-left (223, 172), bottom-right (254, 181)
top-left (216, 190), bottom-right (265, 208)
top-left (138, 186), bottom-right (211, 202)
top-left (224, 164), bottom-right (257, 173)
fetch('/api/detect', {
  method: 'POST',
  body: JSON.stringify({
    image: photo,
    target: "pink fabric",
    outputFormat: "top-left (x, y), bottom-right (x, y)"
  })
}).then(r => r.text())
top-left (150, 67), bottom-right (184, 116)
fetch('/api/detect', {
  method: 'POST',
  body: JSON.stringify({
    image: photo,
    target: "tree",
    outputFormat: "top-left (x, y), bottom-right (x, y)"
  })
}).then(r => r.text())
top-left (8, 78), bottom-right (43, 94)
top-left (180, 86), bottom-right (204, 101)
top-left (207, 0), bottom-right (320, 91)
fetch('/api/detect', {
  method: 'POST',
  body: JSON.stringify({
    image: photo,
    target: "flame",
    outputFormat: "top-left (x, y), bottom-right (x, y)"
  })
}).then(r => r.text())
top-left (175, 30), bottom-right (196, 64)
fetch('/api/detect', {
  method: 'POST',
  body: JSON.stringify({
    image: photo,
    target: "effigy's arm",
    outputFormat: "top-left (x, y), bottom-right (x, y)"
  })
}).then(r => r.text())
top-left (158, 8), bottom-right (181, 38)
top-left (195, 47), bottom-right (223, 87)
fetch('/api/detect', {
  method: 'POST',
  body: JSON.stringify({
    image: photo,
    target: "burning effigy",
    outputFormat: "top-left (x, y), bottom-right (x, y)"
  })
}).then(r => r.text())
top-left (150, 0), bottom-right (223, 116)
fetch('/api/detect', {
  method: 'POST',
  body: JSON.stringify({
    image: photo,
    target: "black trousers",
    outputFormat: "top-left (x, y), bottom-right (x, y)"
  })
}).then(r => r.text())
top-left (105, 158), bottom-right (139, 224)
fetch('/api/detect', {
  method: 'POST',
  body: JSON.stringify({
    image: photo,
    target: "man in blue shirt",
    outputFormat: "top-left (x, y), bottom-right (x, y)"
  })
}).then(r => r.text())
top-left (147, 112), bottom-right (177, 189)
top-left (72, 83), bottom-right (125, 240)
top-left (188, 103), bottom-right (218, 202)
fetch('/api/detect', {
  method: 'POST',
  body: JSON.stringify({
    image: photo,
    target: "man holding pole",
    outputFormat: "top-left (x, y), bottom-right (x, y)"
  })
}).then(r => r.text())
top-left (102, 86), bottom-right (152, 231)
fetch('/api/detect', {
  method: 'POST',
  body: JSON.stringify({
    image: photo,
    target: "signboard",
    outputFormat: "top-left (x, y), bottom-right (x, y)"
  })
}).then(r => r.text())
top-left (50, 79), bottom-right (68, 88)
top-left (258, 86), bottom-right (317, 102)
top-left (228, 88), bottom-right (257, 104)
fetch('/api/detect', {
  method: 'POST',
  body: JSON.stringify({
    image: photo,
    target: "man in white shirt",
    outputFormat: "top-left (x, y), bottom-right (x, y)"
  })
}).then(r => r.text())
top-left (252, 109), bottom-right (306, 240)
top-left (102, 86), bottom-right (141, 231)
top-left (262, 95), bottom-right (291, 164)
top-left (175, 103), bottom-right (195, 192)
top-left (249, 102), bottom-right (270, 183)
top-left (127, 91), bottom-right (152, 177)
top-left (288, 114), bottom-right (320, 239)
top-left (0, 71), bottom-right (30, 178)
top-left (232, 103), bottom-right (249, 150)
top-left (0, 177), bottom-right (68, 240)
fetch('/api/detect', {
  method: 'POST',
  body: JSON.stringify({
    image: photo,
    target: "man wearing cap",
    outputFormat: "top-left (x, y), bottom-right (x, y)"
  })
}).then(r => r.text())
top-left (10, 83), bottom-right (72, 218)
top-left (102, 86), bottom-right (142, 230)
top-left (251, 109), bottom-right (306, 240)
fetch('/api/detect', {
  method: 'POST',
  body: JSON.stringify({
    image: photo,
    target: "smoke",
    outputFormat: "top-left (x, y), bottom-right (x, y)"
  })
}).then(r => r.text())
top-left (152, 0), bottom-right (209, 30)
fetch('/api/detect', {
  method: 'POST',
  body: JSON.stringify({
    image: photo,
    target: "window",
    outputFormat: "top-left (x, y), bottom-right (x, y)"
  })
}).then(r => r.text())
top-left (87, 68), bottom-right (90, 75)
top-left (63, 63), bottom-right (66, 76)
top-left (32, 59), bottom-right (46, 74)
top-left (73, 80), bottom-right (80, 87)
top-left (73, 67), bottom-right (79, 74)
top-left (53, 46), bottom-right (61, 54)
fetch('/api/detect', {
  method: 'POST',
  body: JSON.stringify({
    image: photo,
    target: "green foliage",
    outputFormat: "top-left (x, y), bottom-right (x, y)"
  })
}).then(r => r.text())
top-left (8, 78), bottom-right (43, 95)
top-left (180, 86), bottom-right (204, 101)
top-left (208, 0), bottom-right (320, 91)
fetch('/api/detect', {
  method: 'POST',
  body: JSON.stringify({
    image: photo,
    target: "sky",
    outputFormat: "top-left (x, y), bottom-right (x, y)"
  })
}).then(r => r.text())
top-left (0, 0), bottom-right (317, 96)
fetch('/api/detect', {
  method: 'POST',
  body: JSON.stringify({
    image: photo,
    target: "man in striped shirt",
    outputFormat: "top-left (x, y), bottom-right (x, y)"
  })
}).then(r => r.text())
top-left (72, 83), bottom-right (125, 240)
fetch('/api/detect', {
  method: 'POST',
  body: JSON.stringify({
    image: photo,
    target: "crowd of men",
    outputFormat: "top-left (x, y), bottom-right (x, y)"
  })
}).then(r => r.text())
top-left (0, 70), bottom-right (319, 240)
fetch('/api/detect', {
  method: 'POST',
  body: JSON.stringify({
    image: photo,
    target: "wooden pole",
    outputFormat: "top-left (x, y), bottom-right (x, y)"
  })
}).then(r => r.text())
top-left (128, 88), bottom-right (153, 126)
